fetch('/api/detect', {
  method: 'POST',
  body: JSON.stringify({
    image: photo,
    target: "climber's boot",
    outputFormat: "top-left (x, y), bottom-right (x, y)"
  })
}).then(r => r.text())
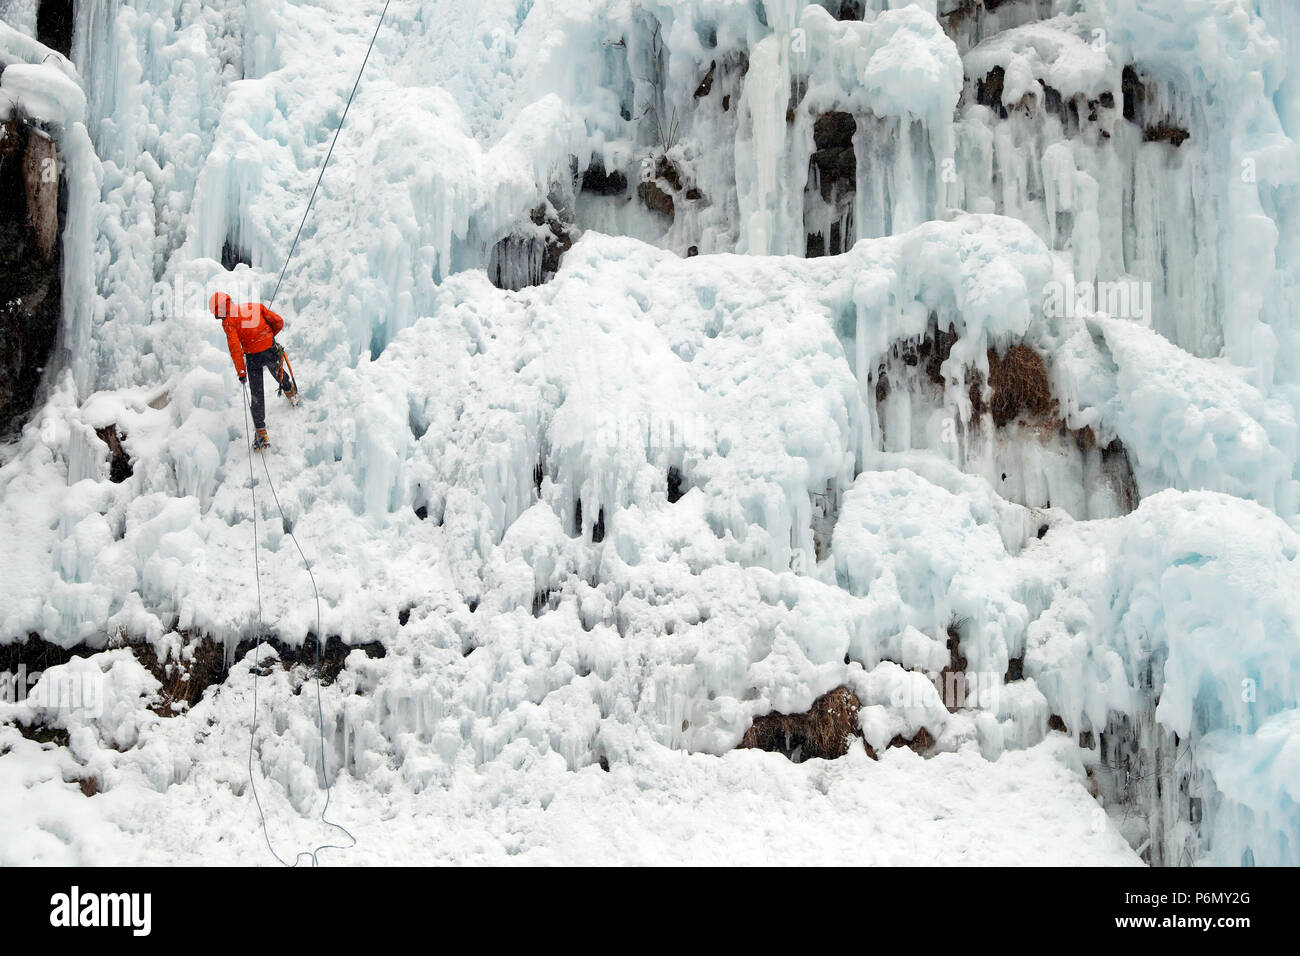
top-left (252, 428), bottom-right (271, 451)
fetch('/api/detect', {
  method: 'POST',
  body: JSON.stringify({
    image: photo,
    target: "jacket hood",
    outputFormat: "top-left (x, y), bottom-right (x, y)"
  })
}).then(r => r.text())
top-left (210, 292), bottom-right (234, 318)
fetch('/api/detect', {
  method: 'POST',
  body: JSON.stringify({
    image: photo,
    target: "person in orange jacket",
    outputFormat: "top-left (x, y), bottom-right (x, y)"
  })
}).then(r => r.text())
top-left (211, 292), bottom-right (297, 449)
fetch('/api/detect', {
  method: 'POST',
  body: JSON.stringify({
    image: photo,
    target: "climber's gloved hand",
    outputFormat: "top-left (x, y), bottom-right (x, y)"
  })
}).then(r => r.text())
top-left (239, 374), bottom-right (247, 386)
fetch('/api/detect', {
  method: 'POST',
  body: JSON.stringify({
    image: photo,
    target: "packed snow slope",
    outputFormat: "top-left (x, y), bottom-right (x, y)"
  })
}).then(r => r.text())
top-left (1, 0), bottom-right (1298, 865)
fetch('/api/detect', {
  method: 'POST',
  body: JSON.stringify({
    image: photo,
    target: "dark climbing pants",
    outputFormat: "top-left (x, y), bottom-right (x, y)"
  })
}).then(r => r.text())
top-left (246, 347), bottom-right (289, 430)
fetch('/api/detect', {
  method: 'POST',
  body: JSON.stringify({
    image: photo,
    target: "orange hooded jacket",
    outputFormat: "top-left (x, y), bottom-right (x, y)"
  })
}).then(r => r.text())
top-left (210, 293), bottom-right (284, 378)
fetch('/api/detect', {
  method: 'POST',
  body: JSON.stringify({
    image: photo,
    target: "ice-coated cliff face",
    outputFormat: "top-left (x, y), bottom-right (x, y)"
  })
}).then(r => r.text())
top-left (0, 0), bottom-right (1297, 865)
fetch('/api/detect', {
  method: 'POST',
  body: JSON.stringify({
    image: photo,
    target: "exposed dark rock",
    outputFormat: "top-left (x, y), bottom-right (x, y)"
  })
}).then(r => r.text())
top-left (1, 119), bottom-right (63, 434)
top-left (807, 220), bottom-right (853, 258)
top-left (2, 632), bottom-right (239, 725)
top-left (22, 131), bottom-right (58, 262)
top-left (580, 163), bottom-right (628, 196)
top-left (889, 726), bottom-right (935, 754)
top-left (806, 112), bottom-right (858, 254)
top-left (693, 60), bottom-right (716, 99)
top-left (231, 633), bottom-right (386, 686)
top-left (1121, 64), bottom-right (1143, 123)
top-left (221, 238), bottom-right (250, 270)
top-left (489, 200), bottom-right (575, 290)
top-left (810, 145), bottom-right (856, 203)
top-left (813, 110), bottom-right (856, 150)
top-left (667, 465), bottom-right (685, 503)
top-left (807, 112), bottom-right (856, 250)
top-left (923, 317), bottom-right (957, 386)
top-left (1120, 64), bottom-right (1190, 145)
top-left (1005, 656), bottom-right (1024, 682)
top-left (965, 344), bottom-right (1140, 512)
top-left (130, 636), bottom-right (226, 716)
top-left (13, 721), bottom-right (69, 747)
top-left (871, 317), bottom-right (957, 436)
top-left (1103, 438), bottom-right (1140, 513)
top-left (969, 372), bottom-right (986, 419)
top-left (1039, 80), bottom-right (1063, 118)
top-left (937, 616), bottom-right (968, 713)
top-left (0, 633), bottom-right (93, 674)
top-left (939, 0), bottom-right (979, 42)
top-left (37, 0), bottom-right (75, 58)
top-left (1143, 123), bottom-right (1190, 147)
top-left (654, 153), bottom-right (683, 192)
top-left (977, 65), bottom-right (1008, 119)
top-left (96, 425), bottom-right (133, 483)
top-left (533, 201), bottom-right (574, 275)
top-left (637, 178), bottom-right (674, 220)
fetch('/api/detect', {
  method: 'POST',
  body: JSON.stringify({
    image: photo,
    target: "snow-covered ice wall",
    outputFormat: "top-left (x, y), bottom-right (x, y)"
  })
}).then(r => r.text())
top-left (0, 0), bottom-right (1297, 865)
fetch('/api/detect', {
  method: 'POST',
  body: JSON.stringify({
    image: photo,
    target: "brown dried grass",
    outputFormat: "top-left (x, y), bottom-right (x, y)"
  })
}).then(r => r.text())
top-left (739, 686), bottom-right (862, 761)
top-left (986, 344), bottom-right (1055, 427)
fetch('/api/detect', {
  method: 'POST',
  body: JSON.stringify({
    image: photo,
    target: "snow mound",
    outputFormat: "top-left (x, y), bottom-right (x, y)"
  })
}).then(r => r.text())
top-left (0, 62), bottom-right (85, 124)
top-left (1093, 317), bottom-right (1299, 511)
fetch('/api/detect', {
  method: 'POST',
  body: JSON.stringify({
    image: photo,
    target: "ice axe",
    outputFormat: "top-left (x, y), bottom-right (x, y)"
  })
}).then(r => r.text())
top-left (273, 341), bottom-right (300, 405)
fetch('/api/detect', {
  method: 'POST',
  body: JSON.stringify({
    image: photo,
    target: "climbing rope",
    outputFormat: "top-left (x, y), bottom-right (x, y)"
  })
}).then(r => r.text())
top-left (269, 0), bottom-right (393, 310)
top-left (242, 387), bottom-right (354, 867)
top-left (244, 0), bottom-right (391, 866)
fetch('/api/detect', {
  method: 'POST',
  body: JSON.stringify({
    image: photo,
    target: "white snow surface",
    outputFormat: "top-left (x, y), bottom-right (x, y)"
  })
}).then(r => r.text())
top-left (1, 0), bottom-right (1298, 865)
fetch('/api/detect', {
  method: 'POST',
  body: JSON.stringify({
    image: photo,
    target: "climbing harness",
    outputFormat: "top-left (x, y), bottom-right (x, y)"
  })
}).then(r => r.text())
top-left (243, 0), bottom-right (392, 866)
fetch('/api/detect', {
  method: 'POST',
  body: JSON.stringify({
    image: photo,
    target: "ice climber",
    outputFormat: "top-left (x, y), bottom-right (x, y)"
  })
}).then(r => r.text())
top-left (211, 292), bottom-right (298, 450)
